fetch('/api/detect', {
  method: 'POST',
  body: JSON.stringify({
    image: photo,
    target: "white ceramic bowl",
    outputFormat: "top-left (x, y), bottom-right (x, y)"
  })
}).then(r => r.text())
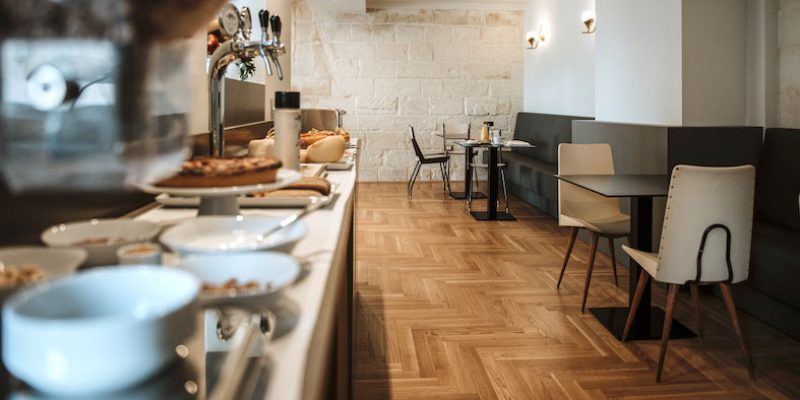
top-left (160, 215), bottom-right (305, 255)
top-left (2, 266), bottom-right (199, 396)
top-left (0, 246), bottom-right (87, 300)
top-left (178, 253), bottom-right (300, 306)
top-left (41, 219), bottom-right (160, 266)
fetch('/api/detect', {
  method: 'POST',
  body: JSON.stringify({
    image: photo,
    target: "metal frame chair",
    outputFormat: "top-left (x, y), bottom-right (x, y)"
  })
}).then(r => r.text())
top-left (408, 126), bottom-right (450, 199)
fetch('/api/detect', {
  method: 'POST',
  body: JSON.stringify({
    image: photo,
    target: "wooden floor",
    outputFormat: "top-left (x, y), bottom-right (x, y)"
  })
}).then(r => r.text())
top-left (352, 182), bottom-right (800, 400)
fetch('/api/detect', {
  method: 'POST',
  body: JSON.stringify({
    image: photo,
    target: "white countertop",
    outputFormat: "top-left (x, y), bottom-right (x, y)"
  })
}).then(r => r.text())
top-left (133, 157), bottom-right (357, 399)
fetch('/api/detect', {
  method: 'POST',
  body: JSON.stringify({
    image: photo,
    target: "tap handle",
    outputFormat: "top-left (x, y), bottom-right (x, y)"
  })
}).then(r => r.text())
top-left (270, 15), bottom-right (282, 40)
top-left (258, 10), bottom-right (270, 31)
top-left (240, 7), bottom-right (252, 39)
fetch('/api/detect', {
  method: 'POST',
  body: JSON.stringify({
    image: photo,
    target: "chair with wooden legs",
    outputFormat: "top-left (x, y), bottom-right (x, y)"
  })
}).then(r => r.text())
top-left (556, 143), bottom-right (630, 313)
top-left (408, 126), bottom-right (450, 199)
top-left (621, 164), bottom-right (756, 382)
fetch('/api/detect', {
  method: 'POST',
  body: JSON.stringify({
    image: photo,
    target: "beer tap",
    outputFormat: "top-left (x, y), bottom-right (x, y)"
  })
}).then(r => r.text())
top-left (208, 3), bottom-right (287, 158)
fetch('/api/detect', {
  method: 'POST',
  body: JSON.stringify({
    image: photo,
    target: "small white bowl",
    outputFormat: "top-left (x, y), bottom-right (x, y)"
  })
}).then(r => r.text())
top-left (178, 252), bottom-right (300, 306)
top-left (2, 266), bottom-right (199, 396)
top-left (116, 242), bottom-right (162, 265)
top-left (41, 219), bottom-right (160, 266)
top-left (160, 215), bottom-right (305, 255)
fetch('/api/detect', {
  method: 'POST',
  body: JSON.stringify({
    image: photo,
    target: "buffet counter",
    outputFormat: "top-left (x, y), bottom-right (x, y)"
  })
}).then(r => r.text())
top-left (129, 159), bottom-right (356, 399)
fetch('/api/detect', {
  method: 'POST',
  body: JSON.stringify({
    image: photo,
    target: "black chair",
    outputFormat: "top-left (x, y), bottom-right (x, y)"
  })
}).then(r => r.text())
top-left (408, 126), bottom-right (450, 199)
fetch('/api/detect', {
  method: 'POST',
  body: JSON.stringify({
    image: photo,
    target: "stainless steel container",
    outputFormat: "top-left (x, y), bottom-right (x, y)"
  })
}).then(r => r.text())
top-left (300, 108), bottom-right (346, 132)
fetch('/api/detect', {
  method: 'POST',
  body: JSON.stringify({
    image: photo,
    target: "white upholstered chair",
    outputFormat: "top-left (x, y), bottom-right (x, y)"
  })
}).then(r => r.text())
top-left (622, 164), bottom-right (756, 382)
top-left (556, 144), bottom-right (630, 312)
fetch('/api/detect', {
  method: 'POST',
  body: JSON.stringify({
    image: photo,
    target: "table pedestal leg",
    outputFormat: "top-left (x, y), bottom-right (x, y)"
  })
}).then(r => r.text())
top-left (450, 147), bottom-right (485, 200)
top-left (470, 147), bottom-right (514, 221)
top-left (589, 197), bottom-right (695, 340)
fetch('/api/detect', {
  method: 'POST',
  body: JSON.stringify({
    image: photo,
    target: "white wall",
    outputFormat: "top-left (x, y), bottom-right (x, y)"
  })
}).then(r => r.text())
top-left (594, 0), bottom-right (683, 125)
top-left (682, 0), bottom-right (748, 126)
top-left (523, 0), bottom-right (595, 117)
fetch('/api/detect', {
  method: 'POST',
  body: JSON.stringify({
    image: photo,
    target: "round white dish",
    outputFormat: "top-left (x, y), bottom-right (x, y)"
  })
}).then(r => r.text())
top-left (160, 215), bottom-right (306, 255)
top-left (178, 253), bottom-right (300, 306)
top-left (0, 246), bottom-right (87, 300)
top-left (2, 265), bottom-right (199, 396)
top-left (138, 168), bottom-right (302, 198)
top-left (116, 242), bottom-right (162, 265)
top-left (41, 219), bottom-right (160, 266)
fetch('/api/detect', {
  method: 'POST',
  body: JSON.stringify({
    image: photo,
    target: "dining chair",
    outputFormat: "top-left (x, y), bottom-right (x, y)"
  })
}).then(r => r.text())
top-left (556, 143), bottom-right (630, 313)
top-left (621, 164), bottom-right (756, 382)
top-left (441, 122), bottom-right (470, 196)
top-left (408, 126), bottom-right (450, 199)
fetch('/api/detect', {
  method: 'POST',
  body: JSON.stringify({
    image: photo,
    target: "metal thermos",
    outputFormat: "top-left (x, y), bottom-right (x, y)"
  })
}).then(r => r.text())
top-left (273, 91), bottom-right (301, 171)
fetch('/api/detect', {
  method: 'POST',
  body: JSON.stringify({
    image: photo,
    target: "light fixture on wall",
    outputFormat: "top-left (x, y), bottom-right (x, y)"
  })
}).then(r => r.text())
top-left (526, 25), bottom-right (545, 49)
top-left (581, 10), bottom-right (596, 34)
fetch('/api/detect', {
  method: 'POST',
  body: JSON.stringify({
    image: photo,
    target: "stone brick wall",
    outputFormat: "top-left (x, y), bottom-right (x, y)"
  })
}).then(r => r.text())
top-left (291, 3), bottom-right (524, 181)
top-left (779, 0), bottom-right (800, 128)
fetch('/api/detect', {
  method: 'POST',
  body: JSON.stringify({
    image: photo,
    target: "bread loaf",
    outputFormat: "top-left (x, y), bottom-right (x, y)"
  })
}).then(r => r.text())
top-left (305, 136), bottom-right (346, 163)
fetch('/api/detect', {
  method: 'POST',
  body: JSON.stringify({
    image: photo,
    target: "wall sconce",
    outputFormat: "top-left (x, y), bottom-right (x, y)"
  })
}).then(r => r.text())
top-left (581, 10), bottom-right (596, 34)
top-left (526, 26), bottom-right (545, 49)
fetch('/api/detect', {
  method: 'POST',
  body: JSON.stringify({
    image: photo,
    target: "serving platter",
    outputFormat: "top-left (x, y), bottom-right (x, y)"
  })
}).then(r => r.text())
top-left (138, 168), bottom-right (302, 198)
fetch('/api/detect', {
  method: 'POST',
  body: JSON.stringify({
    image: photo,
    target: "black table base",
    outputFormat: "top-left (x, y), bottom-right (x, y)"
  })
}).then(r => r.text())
top-left (589, 307), bottom-right (696, 341)
top-left (450, 191), bottom-right (486, 200)
top-left (470, 211), bottom-right (515, 221)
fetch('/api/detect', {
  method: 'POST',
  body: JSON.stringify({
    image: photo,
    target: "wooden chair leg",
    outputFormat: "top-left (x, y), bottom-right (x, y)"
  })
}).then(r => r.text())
top-left (720, 283), bottom-right (755, 380)
top-left (656, 284), bottom-right (680, 382)
top-left (622, 271), bottom-right (650, 341)
top-left (607, 237), bottom-right (619, 287)
top-left (689, 283), bottom-right (703, 341)
top-left (556, 227), bottom-right (579, 289)
top-left (581, 232), bottom-right (600, 313)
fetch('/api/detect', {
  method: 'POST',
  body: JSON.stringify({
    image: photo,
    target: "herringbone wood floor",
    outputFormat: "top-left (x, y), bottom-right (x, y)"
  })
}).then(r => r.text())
top-left (353, 182), bottom-right (800, 400)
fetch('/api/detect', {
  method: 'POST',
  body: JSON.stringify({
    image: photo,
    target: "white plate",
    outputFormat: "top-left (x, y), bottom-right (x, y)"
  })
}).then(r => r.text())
top-left (178, 253), bottom-right (300, 305)
top-left (138, 168), bottom-right (302, 198)
top-left (41, 219), bottom-right (160, 267)
top-left (160, 215), bottom-right (306, 255)
top-left (155, 182), bottom-right (338, 209)
top-left (0, 247), bottom-right (87, 297)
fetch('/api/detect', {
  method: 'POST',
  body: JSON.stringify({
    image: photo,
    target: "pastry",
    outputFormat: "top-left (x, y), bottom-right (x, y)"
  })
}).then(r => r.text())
top-left (157, 157), bottom-right (282, 188)
top-left (248, 138), bottom-right (275, 158)
top-left (251, 177), bottom-right (332, 198)
top-left (306, 136), bottom-right (346, 163)
top-left (252, 189), bottom-right (321, 199)
top-left (268, 127), bottom-right (350, 149)
top-left (285, 177), bottom-right (331, 195)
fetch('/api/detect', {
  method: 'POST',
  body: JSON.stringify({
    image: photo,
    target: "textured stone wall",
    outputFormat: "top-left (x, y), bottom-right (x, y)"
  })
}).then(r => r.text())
top-left (779, 0), bottom-right (800, 128)
top-left (291, 3), bottom-right (524, 181)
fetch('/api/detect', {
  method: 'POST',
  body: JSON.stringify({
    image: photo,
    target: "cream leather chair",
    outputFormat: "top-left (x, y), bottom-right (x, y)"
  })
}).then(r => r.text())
top-left (621, 165), bottom-right (756, 382)
top-left (556, 144), bottom-right (630, 313)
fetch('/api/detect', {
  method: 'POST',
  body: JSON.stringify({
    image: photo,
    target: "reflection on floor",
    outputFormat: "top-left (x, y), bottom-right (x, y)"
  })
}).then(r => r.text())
top-left (353, 182), bottom-right (800, 400)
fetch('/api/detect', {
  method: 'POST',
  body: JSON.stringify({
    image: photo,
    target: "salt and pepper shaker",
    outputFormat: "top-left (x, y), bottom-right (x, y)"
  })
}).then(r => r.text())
top-left (273, 91), bottom-right (301, 171)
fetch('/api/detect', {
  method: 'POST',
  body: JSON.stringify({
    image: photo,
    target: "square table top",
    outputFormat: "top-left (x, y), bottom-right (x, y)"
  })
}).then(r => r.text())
top-left (555, 174), bottom-right (670, 198)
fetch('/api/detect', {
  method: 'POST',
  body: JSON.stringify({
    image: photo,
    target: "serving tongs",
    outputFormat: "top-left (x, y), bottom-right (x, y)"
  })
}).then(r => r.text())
top-left (206, 307), bottom-right (277, 400)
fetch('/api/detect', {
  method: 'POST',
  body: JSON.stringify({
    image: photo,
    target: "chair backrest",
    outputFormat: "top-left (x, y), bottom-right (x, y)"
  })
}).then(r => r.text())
top-left (557, 143), bottom-right (622, 226)
top-left (656, 165), bottom-right (755, 284)
top-left (408, 126), bottom-right (425, 160)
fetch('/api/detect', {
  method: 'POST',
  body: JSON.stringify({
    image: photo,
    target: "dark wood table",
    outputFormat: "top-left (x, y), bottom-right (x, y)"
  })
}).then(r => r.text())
top-left (555, 174), bottom-right (696, 341)
top-left (457, 141), bottom-right (534, 221)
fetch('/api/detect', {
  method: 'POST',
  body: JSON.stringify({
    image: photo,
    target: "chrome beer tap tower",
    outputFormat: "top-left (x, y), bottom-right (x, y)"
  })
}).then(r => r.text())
top-left (207, 4), bottom-right (286, 158)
